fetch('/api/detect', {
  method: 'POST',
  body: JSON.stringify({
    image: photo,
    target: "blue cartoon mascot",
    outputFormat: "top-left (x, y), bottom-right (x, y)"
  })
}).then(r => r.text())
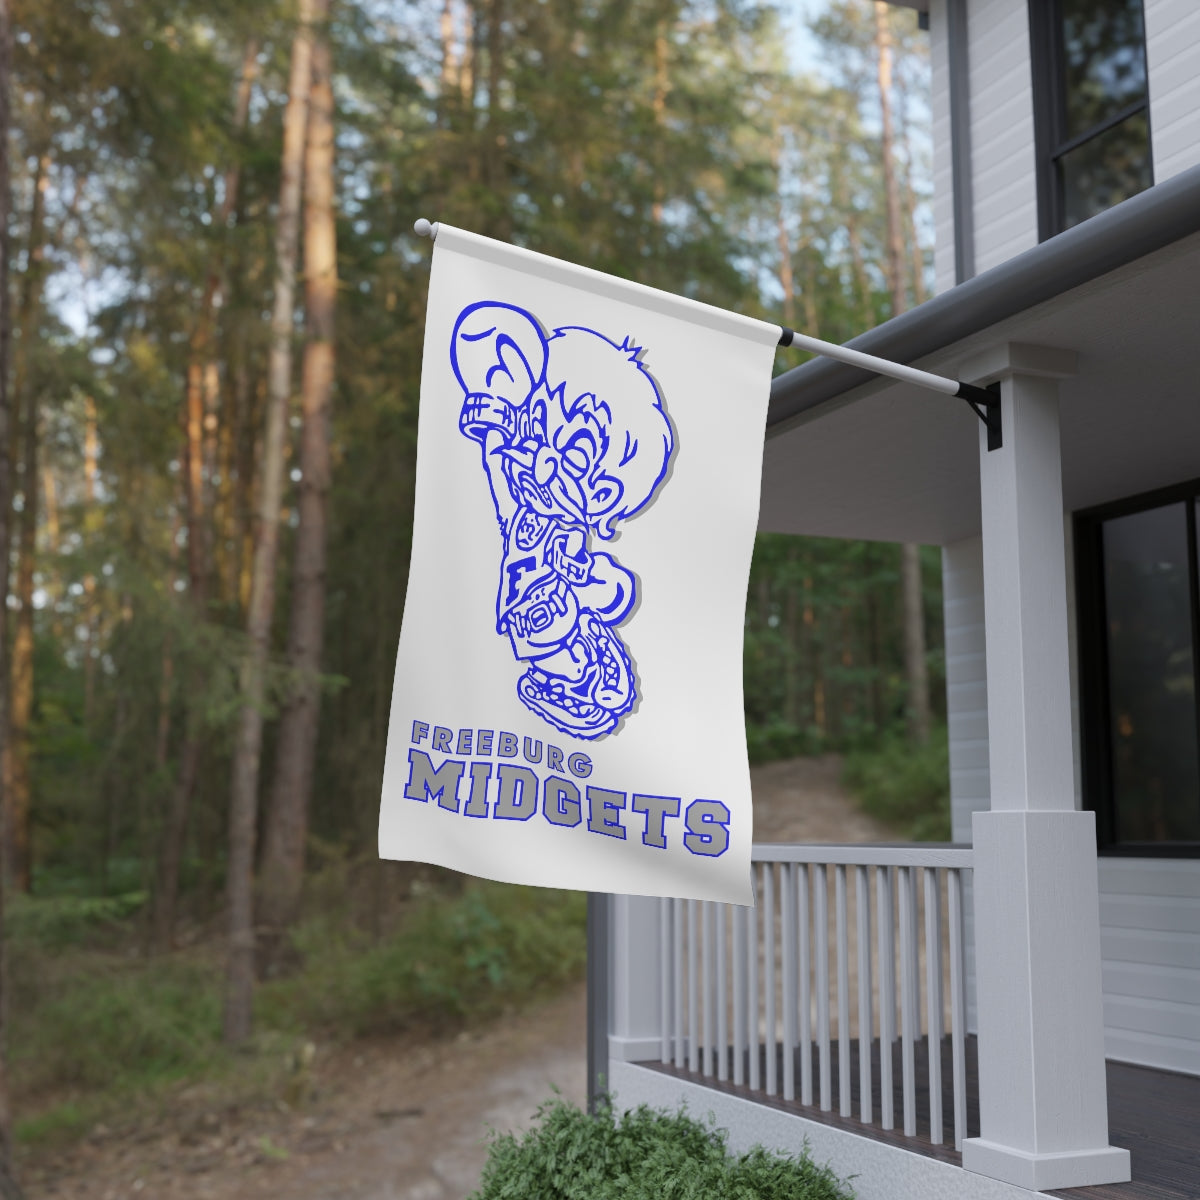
top-left (451, 301), bottom-right (675, 740)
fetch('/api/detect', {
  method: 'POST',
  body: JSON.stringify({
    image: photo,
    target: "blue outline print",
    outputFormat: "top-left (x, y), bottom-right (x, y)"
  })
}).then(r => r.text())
top-left (451, 301), bottom-right (675, 740)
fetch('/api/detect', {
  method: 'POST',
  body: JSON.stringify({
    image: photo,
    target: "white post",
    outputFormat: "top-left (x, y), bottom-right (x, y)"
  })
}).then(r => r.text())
top-left (959, 343), bottom-right (1130, 1191)
top-left (609, 894), bottom-right (665, 1063)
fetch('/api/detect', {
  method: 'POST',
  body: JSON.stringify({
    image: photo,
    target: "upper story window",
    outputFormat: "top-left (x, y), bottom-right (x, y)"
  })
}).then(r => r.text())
top-left (1076, 482), bottom-right (1200, 857)
top-left (1030, 0), bottom-right (1153, 238)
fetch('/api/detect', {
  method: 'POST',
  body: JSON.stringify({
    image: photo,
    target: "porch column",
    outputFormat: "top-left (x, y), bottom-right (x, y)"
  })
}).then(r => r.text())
top-left (959, 344), bottom-right (1130, 1191)
top-left (608, 894), bottom-right (664, 1065)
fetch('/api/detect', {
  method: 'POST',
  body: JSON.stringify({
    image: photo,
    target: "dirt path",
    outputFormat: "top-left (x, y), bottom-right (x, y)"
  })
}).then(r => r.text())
top-left (24, 755), bottom-right (887, 1200)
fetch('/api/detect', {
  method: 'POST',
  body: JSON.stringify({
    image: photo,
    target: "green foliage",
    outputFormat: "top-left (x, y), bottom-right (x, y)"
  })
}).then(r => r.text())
top-left (744, 536), bottom-right (946, 758)
top-left (260, 880), bottom-right (587, 1038)
top-left (14, 1102), bottom-right (95, 1150)
top-left (8, 877), bottom-right (586, 1137)
top-left (470, 1092), bottom-right (855, 1200)
top-left (841, 725), bottom-right (951, 841)
top-left (5, 890), bottom-right (147, 950)
top-left (10, 953), bottom-right (220, 1097)
top-left (12, 0), bottom-right (937, 904)
top-left (746, 719), bottom-right (824, 766)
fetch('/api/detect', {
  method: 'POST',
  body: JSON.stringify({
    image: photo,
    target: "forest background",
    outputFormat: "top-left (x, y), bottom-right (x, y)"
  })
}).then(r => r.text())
top-left (0, 0), bottom-right (946, 1191)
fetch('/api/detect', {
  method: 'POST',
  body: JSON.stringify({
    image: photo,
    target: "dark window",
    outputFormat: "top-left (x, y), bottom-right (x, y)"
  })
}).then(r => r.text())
top-left (1030, 0), bottom-right (1153, 238)
top-left (1076, 483), bottom-right (1200, 856)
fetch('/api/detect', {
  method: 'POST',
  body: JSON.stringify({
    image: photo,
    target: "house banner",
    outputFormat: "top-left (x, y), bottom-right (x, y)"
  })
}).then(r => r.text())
top-left (379, 225), bottom-right (779, 905)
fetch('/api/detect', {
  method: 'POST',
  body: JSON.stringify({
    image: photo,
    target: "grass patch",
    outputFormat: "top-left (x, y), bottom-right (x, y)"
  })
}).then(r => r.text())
top-left (260, 879), bottom-right (587, 1037)
top-left (14, 1101), bottom-right (95, 1149)
top-left (842, 726), bottom-right (951, 842)
top-left (471, 1091), bottom-right (855, 1199)
top-left (6, 890), bottom-right (148, 951)
top-left (10, 876), bottom-right (586, 1144)
top-left (746, 720), bottom-right (825, 766)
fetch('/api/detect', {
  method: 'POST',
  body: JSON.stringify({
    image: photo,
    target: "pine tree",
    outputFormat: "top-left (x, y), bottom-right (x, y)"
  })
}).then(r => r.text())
top-left (258, 2), bottom-right (337, 976)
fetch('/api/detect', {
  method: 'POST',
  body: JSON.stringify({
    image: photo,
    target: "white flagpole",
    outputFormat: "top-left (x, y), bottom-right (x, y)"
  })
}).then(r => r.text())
top-left (412, 218), bottom-right (1000, 447)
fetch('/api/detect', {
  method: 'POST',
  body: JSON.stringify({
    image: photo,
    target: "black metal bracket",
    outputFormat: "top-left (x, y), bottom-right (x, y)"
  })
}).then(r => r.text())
top-left (778, 327), bottom-right (1003, 451)
top-left (956, 381), bottom-right (1002, 451)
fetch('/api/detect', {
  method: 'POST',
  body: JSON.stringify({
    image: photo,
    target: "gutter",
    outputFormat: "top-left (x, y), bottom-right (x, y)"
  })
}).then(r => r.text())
top-left (768, 161), bottom-right (1200, 434)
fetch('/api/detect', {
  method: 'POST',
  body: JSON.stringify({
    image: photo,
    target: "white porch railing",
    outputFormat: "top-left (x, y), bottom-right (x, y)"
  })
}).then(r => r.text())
top-left (656, 844), bottom-right (974, 1151)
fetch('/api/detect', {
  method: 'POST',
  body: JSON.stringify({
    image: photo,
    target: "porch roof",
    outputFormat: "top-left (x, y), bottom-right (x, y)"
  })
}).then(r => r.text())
top-left (761, 163), bottom-right (1200, 546)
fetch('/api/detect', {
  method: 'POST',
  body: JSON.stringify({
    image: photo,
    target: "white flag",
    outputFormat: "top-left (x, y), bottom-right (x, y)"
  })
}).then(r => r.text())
top-left (379, 226), bottom-right (779, 905)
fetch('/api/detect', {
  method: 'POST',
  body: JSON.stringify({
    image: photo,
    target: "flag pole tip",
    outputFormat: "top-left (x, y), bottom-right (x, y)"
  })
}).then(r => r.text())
top-left (414, 217), bottom-right (438, 240)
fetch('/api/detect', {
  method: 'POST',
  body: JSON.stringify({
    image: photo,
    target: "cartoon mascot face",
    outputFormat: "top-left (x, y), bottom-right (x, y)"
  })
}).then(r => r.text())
top-left (451, 301), bottom-right (676, 740)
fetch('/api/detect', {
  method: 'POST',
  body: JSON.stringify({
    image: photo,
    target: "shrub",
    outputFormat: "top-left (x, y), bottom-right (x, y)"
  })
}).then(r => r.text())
top-left (261, 879), bottom-right (587, 1037)
top-left (11, 876), bottom-right (587, 1143)
top-left (10, 954), bottom-right (221, 1098)
top-left (746, 720), bottom-right (826, 765)
top-left (470, 1092), bottom-right (855, 1200)
top-left (6, 890), bottom-right (147, 951)
top-left (842, 726), bottom-right (951, 841)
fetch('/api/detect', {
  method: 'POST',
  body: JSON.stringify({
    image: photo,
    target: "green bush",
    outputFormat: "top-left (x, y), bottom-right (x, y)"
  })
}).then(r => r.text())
top-left (471, 1092), bottom-right (855, 1200)
top-left (11, 954), bottom-right (221, 1098)
top-left (6, 890), bottom-right (147, 950)
top-left (11, 877), bottom-right (587, 1143)
top-left (261, 880), bottom-right (586, 1037)
top-left (746, 720), bottom-right (826, 765)
top-left (842, 726), bottom-right (951, 841)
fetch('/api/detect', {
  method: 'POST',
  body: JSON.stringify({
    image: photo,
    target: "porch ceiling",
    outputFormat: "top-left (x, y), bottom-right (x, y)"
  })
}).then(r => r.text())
top-left (759, 230), bottom-right (1200, 546)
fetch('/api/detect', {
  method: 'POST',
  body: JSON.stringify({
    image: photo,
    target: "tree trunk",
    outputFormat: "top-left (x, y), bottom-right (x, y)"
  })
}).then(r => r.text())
top-left (651, 22), bottom-right (669, 227)
top-left (258, 15), bottom-right (337, 977)
top-left (440, 0), bottom-right (459, 114)
top-left (873, 1), bottom-right (906, 320)
top-left (150, 728), bottom-right (199, 951)
top-left (783, 551), bottom-right (798, 727)
top-left (875, 0), bottom-right (929, 744)
top-left (484, 0), bottom-right (507, 230)
top-left (896, 69), bottom-right (927, 306)
top-left (81, 396), bottom-right (98, 731)
top-left (901, 542), bottom-right (929, 744)
top-left (6, 147), bottom-right (49, 894)
top-left (150, 39), bottom-right (258, 954)
top-left (460, 0), bottom-right (476, 111)
top-left (0, 0), bottom-right (25, 1186)
top-left (773, 138), bottom-right (795, 328)
top-left (223, 0), bottom-right (316, 1046)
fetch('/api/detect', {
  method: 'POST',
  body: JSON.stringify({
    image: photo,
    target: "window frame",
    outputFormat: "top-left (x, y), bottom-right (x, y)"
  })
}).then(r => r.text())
top-left (1029, 0), bottom-right (1154, 241)
top-left (1074, 478), bottom-right (1200, 859)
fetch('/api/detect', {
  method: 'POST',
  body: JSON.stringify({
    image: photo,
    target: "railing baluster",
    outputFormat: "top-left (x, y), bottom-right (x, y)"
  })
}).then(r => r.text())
top-left (799, 862), bottom-right (812, 1106)
top-left (717, 903), bottom-right (728, 1082)
top-left (733, 901), bottom-right (746, 1086)
top-left (660, 897), bottom-right (672, 1064)
top-left (836, 863), bottom-right (851, 1118)
top-left (748, 866), bottom-right (760, 1090)
top-left (877, 865), bottom-right (895, 1131)
top-left (898, 866), bottom-right (916, 1137)
top-left (688, 898), bottom-right (699, 1073)
top-left (925, 868), bottom-right (945, 1145)
top-left (910, 866), bottom-right (921, 1047)
top-left (782, 864), bottom-right (797, 1101)
top-left (702, 901), bottom-right (714, 1077)
top-left (815, 863), bottom-right (831, 1111)
top-left (695, 846), bottom-right (973, 1151)
top-left (765, 864), bottom-right (777, 1096)
top-left (949, 868), bottom-right (968, 1151)
top-left (856, 865), bottom-right (873, 1126)
top-left (674, 896), bottom-right (685, 1069)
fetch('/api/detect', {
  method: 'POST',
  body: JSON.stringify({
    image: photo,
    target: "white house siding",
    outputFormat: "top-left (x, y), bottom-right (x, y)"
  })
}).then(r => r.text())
top-left (943, 535), bottom-right (989, 1035)
top-left (1098, 859), bottom-right (1200, 1077)
top-left (965, 0), bottom-right (1038, 274)
top-left (943, 532), bottom-right (1200, 1076)
top-left (929, 0), bottom-right (956, 295)
top-left (1143, 0), bottom-right (1200, 183)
